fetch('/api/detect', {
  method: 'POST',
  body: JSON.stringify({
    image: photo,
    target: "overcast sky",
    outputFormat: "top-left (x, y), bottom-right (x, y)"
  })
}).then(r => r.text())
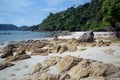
top-left (0, 0), bottom-right (91, 27)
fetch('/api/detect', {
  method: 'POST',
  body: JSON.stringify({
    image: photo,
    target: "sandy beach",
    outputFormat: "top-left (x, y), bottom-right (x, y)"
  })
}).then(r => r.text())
top-left (0, 31), bottom-right (120, 80)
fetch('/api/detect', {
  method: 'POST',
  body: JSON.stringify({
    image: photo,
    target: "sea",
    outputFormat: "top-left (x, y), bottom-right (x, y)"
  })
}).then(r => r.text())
top-left (0, 30), bottom-right (56, 49)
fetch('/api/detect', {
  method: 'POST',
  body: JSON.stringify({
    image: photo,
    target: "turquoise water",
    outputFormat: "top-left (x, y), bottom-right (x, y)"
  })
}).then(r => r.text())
top-left (0, 30), bottom-right (53, 43)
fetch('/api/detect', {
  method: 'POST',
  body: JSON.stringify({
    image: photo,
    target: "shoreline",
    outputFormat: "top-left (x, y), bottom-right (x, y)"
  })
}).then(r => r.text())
top-left (0, 31), bottom-right (120, 80)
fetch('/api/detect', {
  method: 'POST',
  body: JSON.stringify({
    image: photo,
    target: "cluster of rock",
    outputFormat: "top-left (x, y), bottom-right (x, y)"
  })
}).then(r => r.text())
top-left (1, 39), bottom-right (111, 56)
top-left (21, 55), bottom-right (120, 80)
top-left (0, 31), bottom-right (112, 71)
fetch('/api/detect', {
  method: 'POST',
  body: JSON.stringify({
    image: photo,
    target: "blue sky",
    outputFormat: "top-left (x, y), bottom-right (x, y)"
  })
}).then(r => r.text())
top-left (0, 0), bottom-right (91, 27)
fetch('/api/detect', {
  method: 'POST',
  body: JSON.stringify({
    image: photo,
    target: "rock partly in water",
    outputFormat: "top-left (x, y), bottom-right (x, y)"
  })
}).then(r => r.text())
top-left (0, 62), bottom-right (14, 70)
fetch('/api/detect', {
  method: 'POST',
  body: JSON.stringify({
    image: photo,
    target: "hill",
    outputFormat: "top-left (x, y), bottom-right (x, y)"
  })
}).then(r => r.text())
top-left (19, 26), bottom-right (28, 30)
top-left (27, 0), bottom-right (120, 31)
top-left (0, 24), bottom-right (19, 30)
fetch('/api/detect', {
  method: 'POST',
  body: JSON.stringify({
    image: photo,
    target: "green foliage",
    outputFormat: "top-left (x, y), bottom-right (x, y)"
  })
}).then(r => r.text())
top-left (28, 0), bottom-right (120, 31)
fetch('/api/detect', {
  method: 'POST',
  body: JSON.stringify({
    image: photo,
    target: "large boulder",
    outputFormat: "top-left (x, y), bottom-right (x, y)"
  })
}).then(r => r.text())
top-left (80, 30), bottom-right (94, 42)
top-left (0, 62), bottom-right (14, 70)
top-left (67, 59), bottom-right (118, 79)
top-left (56, 55), bottom-right (81, 72)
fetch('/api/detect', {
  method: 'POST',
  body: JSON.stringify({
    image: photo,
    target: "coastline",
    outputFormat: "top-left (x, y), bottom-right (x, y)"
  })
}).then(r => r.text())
top-left (0, 31), bottom-right (120, 80)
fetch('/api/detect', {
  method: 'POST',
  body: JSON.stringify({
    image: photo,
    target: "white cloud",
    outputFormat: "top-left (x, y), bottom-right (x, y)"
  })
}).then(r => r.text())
top-left (0, 0), bottom-right (33, 12)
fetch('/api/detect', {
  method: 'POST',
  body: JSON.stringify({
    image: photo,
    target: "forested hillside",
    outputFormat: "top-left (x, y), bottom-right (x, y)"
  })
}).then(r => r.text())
top-left (28, 0), bottom-right (120, 31)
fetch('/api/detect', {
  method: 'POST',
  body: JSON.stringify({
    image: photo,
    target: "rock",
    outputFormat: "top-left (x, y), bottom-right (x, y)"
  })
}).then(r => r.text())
top-left (67, 59), bottom-right (91, 79)
top-left (0, 50), bottom-right (13, 58)
top-left (59, 74), bottom-right (71, 80)
top-left (31, 48), bottom-right (48, 56)
top-left (80, 76), bottom-right (105, 80)
top-left (97, 40), bottom-right (111, 47)
top-left (0, 62), bottom-right (14, 70)
top-left (32, 63), bottom-right (42, 74)
top-left (6, 54), bottom-right (31, 62)
top-left (3, 43), bottom-right (18, 51)
top-left (54, 35), bottom-right (58, 40)
top-left (68, 45), bottom-right (77, 52)
top-left (106, 71), bottom-right (120, 80)
top-left (43, 57), bottom-right (57, 68)
top-left (56, 55), bottom-right (81, 72)
top-left (80, 30), bottom-right (94, 42)
top-left (67, 59), bottom-right (118, 79)
top-left (15, 50), bottom-right (26, 55)
top-left (59, 45), bottom-right (68, 53)
top-left (38, 73), bottom-right (60, 80)
top-left (32, 41), bottom-right (48, 49)
top-left (53, 45), bottom-right (61, 53)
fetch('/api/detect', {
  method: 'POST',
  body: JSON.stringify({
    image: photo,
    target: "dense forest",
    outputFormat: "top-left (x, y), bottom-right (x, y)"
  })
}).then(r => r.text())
top-left (26, 0), bottom-right (120, 31)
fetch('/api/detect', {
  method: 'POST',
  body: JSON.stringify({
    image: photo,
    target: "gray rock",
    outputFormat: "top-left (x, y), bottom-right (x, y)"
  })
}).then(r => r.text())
top-left (80, 30), bottom-right (94, 42)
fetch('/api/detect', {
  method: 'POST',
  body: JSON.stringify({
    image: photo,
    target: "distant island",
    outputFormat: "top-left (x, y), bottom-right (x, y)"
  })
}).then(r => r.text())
top-left (25, 0), bottom-right (119, 31)
top-left (0, 24), bottom-right (19, 30)
top-left (0, 24), bottom-right (29, 31)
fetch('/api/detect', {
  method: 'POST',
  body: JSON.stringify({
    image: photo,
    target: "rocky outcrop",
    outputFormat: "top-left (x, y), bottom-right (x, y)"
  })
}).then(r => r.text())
top-left (0, 62), bottom-right (14, 70)
top-left (25, 55), bottom-right (120, 80)
top-left (67, 59), bottom-right (118, 79)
